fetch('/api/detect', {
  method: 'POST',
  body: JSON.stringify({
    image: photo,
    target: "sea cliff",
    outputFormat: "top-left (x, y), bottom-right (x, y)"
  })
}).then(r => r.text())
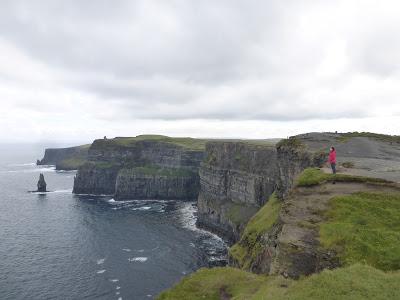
top-left (197, 141), bottom-right (278, 243)
top-left (37, 145), bottom-right (89, 170)
top-left (72, 135), bottom-right (206, 199)
top-left (158, 132), bottom-right (400, 300)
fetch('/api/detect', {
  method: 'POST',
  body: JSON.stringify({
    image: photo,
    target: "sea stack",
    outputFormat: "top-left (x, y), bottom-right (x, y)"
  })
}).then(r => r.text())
top-left (37, 173), bottom-right (47, 192)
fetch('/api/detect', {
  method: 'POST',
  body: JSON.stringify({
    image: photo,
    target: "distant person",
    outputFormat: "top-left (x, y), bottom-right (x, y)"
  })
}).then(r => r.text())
top-left (329, 146), bottom-right (337, 174)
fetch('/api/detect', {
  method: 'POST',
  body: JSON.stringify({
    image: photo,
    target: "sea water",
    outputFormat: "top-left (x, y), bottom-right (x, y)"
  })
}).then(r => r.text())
top-left (0, 144), bottom-right (226, 300)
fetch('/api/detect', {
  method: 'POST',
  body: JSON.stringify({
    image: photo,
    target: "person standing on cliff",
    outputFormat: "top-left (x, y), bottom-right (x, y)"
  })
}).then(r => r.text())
top-left (329, 146), bottom-right (337, 174)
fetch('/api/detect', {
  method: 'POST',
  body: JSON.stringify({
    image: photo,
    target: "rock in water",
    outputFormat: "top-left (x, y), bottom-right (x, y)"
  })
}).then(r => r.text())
top-left (37, 173), bottom-right (47, 192)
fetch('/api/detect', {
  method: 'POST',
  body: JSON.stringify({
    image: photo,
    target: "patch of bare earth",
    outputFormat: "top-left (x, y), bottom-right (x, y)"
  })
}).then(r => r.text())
top-left (270, 182), bottom-right (400, 278)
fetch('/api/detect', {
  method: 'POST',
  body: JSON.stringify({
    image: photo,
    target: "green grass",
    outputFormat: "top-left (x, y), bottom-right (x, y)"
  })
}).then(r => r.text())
top-left (94, 135), bottom-right (209, 150)
top-left (158, 264), bottom-right (400, 300)
top-left (226, 202), bottom-right (258, 227)
top-left (296, 168), bottom-right (392, 187)
top-left (276, 137), bottom-right (305, 149)
top-left (337, 132), bottom-right (400, 143)
top-left (229, 194), bottom-right (281, 269)
top-left (95, 135), bottom-right (278, 152)
top-left (119, 166), bottom-right (195, 177)
top-left (320, 192), bottom-right (400, 271)
top-left (157, 267), bottom-right (269, 300)
top-left (56, 158), bottom-right (87, 170)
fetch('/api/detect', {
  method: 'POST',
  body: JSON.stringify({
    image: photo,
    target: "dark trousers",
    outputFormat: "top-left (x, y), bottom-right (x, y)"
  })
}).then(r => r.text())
top-left (330, 163), bottom-right (336, 174)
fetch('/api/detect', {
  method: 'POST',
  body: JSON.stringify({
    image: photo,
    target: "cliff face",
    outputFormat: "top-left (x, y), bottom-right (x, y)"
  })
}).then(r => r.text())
top-left (115, 167), bottom-right (199, 200)
top-left (73, 136), bottom-right (205, 199)
top-left (73, 162), bottom-right (120, 195)
top-left (37, 145), bottom-right (89, 170)
top-left (197, 141), bottom-right (278, 243)
top-left (275, 138), bottom-right (327, 199)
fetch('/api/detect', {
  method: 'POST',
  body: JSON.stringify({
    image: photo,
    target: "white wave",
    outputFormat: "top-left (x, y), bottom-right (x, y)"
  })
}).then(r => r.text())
top-left (128, 257), bottom-right (148, 262)
top-left (52, 189), bottom-right (72, 194)
top-left (96, 269), bottom-right (106, 274)
top-left (116, 286), bottom-right (121, 290)
top-left (9, 162), bottom-right (36, 167)
top-left (30, 189), bottom-right (72, 195)
top-left (97, 258), bottom-right (106, 265)
top-left (6, 166), bottom-right (56, 173)
top-left (110, 279), bottom-right (119, 282)
top-left (179, 202), bottom-right (225, 243)
top-left (122, 248), bottom-right (131, 252)
top-left (74, 193), bottom-right (114, 196)
top-left (118, 297), bottom-right (122, 300)
top-left (56, 170), bottom-right (77, 173)
top-left (131, 206), bottom-right (151, 211)
top-left (116, 292), bottom-right (120, 295)
top-left (108, 198), bottom-right (116, 203)
top-left (137, 249), bottom-right (145, 253)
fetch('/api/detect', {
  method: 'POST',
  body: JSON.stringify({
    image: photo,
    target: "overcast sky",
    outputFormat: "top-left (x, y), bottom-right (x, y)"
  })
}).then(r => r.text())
top-left (0, 0), bottom-right (399, 143)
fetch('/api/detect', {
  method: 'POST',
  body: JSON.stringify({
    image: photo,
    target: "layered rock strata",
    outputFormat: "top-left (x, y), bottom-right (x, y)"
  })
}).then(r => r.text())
top-left (73, 136), bottom-right (205, 199)
top-left (197, 141), bottom-right (278, 243)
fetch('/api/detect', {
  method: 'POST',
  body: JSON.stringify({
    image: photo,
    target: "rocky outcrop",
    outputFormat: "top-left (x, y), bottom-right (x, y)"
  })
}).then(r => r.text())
top-left (275, 137), bottom-right (327, 199)
top-left (73, 136), bottom-right (205, 198)
top-left (73, 162), bottom-right (120, 195)
top-left (37, 145), bottom-right (89, 170)
top-left (37, 173), bottom-right (47, 192)
top-left (115, 167), bottom-right (199, 200)
top-left (197, 141), bottom-right (278, 243)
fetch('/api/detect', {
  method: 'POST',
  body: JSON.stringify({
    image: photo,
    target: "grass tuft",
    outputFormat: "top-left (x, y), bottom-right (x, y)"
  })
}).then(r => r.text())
top-left (320, 192), bottom-right (400, 271)
top-left (296, 168), bottom-right (392, 187)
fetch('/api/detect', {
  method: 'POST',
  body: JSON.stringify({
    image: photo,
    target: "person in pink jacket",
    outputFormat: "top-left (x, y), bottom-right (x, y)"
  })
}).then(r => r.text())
top-left (328, 146), bottom-right (337, 174)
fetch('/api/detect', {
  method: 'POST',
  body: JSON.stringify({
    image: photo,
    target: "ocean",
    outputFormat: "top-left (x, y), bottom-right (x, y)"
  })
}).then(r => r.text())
top-left (0, 144), bottom-right (226, 300)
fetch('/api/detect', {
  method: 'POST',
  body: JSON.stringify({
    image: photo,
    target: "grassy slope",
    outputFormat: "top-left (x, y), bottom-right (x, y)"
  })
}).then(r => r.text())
top-left (229, 194), bottom-right (281, 269)
top-left (53, 144), bottom-right (90, 170)
top-left (158, 264), bottom-right (400, 300)
top-left (320, 192), bottom-right (400, 271)
top-left (56, 158), bottom-right (87, 170)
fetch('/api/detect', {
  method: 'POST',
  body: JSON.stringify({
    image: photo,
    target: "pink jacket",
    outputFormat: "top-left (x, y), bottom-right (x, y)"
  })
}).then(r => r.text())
top-left (328, 150), bottom-right (336, 164)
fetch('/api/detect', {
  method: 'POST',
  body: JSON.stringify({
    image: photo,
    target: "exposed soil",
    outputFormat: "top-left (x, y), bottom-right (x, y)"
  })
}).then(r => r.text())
top-left (271, 181), bottom-right (400, 278)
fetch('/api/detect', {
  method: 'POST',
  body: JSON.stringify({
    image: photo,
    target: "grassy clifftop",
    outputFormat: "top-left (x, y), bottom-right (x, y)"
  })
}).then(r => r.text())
top-left (296, 168), bottom-right (394, 187)
top-left (158, 168), bottom-right (400, 299)
top-left (158, 264), bottom-right (400, 300)
top-left (92, 135), bottom-right (209, 151)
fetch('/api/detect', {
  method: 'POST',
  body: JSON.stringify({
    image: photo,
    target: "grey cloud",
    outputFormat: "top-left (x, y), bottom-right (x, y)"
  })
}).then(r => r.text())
top-left (0, 0), bottom-right (398, 125)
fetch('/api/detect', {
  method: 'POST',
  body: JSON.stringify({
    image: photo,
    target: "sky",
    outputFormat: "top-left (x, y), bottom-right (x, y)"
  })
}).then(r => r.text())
top-left (0, 0), bottom-right (399, 144)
